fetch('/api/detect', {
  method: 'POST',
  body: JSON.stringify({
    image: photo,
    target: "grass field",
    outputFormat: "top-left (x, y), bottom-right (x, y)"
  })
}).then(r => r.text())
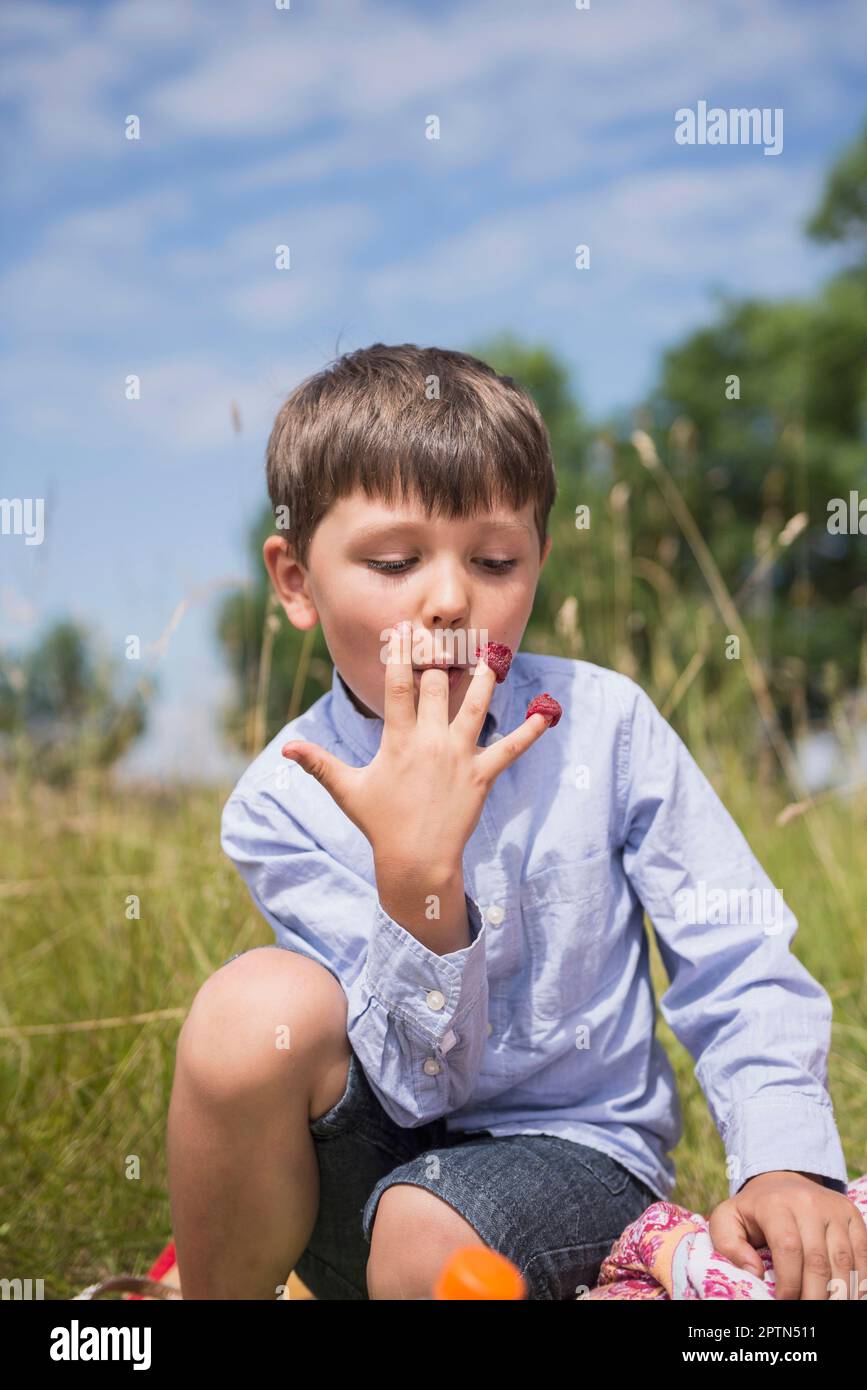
top-left (1, 754), bottom-right (865, 1298)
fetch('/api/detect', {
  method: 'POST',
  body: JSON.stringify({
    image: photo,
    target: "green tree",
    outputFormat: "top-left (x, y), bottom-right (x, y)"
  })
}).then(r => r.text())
top-left (0, 620), bottom-right (150, 785)
top-left (806, 117), bottom-right (867, 262)
top-left (644, 120), bottom-right (867, 706)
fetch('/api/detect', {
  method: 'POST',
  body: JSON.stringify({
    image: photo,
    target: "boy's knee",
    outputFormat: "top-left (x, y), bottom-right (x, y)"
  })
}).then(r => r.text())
top-left (365, 1184), bottom-right (489, 1299)
top-left (176, 947), bottom-right (347, 1106)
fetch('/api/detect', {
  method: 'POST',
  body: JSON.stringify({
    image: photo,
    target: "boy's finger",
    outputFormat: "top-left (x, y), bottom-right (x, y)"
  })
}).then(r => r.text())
top-left (474, 710), bottom-right (555, 784)
top-left (282, 740), bottom-right (351, 807)
top-left (452, 652), bottom-right (498, 745)
top-left (382, 622), bottom-right (417, 737)
top-left (415, 664), bottom-right (453, 733)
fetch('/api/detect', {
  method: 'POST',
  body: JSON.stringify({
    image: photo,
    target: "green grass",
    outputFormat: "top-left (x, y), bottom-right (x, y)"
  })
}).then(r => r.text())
top-left (1, 762), bottom-right (864, 1298)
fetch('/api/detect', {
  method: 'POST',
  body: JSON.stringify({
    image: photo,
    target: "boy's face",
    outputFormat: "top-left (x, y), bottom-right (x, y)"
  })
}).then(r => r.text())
top-left (263, 487), bottom-right (552, 725)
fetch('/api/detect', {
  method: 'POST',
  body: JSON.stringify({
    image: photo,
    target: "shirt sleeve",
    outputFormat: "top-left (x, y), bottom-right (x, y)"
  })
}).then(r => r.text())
top-left (220, 790), bottom-right (490, 1129)
top-left (615, 678), bottom-right (849, 1200)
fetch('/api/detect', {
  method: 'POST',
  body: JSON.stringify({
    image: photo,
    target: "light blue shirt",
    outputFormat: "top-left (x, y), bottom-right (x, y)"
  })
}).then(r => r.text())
top-left (220, 652), bottom-right (849, 1201)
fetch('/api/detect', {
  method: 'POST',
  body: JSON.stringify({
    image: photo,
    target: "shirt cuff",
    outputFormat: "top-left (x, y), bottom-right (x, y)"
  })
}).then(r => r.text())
top-left (724, 1094), bottom-right (850, 1198)
top-left (363, 891), bottom-right (488, 1050)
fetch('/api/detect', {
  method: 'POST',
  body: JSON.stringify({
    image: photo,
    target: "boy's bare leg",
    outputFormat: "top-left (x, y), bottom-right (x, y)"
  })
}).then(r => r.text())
top-left (166, 948), bottom-right (351, 1300)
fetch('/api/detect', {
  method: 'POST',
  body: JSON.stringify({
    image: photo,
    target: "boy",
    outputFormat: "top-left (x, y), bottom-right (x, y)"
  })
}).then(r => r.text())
top-left (167, 344), bottom-right (864, 1301)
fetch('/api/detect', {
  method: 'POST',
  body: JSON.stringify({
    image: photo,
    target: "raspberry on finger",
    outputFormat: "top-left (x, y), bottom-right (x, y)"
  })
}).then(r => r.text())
top-left (526, 693), bottom-right (562, 727)
top-left (475, 641), bottom-right (513, 683)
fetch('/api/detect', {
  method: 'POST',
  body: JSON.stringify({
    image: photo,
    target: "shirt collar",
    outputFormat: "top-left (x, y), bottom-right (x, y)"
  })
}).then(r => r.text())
top-left (330, 662), bottom-right (515, 762)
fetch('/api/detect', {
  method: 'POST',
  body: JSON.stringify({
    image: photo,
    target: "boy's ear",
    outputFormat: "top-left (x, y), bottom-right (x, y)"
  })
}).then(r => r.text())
top-left (539, 534), bottom-right (553, 569)
top-left (262, 535), bottom-right (319, 631)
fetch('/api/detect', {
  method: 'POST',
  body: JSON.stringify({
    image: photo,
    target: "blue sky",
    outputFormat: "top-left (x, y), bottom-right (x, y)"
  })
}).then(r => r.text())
top-left (2, 0), bottom-right (865, 781)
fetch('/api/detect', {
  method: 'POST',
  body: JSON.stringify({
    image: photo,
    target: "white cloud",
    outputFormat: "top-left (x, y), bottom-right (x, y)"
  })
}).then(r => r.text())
top-left (103, 0), bottom-right (210, 46)
top-left (0, 1), bottom-right (84, 44)
top-left (0, 345), bottom-right (320, 452)
top-left (7, 0), bottom-right (863, 171)
top-left (0, 188), bottom-right (194, 348)
top-left (362, 157), bottom-right (824, 316)
top-left (115, 354), bottom-right (284, 449)
top-left (1, 0), bottom-right (862, 419)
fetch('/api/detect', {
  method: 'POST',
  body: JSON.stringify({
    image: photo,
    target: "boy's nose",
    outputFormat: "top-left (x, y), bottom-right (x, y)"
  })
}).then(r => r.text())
top-left (419, 560), bottom-right (473, 620)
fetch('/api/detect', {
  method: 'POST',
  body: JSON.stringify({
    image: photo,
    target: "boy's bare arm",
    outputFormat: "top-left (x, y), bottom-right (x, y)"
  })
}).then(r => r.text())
top-left (374, 859), bottom-right (471, 955)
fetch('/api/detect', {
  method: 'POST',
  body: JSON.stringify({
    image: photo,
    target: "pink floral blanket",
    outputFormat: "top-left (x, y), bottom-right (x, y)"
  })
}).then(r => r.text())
top-left (587, 1174), bottom-right (867, 1300)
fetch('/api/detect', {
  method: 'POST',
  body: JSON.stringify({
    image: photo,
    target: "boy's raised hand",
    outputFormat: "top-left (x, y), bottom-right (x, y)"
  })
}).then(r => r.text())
top-left (281, 622), bottom-right (556, 881)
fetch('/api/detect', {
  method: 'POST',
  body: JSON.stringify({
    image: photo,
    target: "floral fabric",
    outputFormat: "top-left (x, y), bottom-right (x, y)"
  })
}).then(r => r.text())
top-left (588, 1174), bottom-right (867, 1299)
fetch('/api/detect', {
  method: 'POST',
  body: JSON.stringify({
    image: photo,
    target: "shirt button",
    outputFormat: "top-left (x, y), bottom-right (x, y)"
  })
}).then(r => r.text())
top-left (426, 989), bottom-right (445, 1011)
top-left (486, 904), bottom-right (505, 925)
top-left (423, 1058), bottom-right (442, 1076)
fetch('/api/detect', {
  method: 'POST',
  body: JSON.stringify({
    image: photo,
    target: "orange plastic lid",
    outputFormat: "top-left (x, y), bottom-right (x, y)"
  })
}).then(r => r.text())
top-left (433, 1246), bottom-right (527, 1300)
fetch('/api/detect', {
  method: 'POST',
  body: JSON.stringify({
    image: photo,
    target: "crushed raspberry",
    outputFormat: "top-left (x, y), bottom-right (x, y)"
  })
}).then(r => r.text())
top-left (474, 641), bottom-right (513, 683)
top-left (526, 693), bottom-right (562, 727)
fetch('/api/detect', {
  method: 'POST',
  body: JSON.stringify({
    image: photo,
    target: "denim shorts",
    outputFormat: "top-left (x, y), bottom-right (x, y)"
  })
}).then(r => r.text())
top-left (221, 949), bottom-right (657, 1300)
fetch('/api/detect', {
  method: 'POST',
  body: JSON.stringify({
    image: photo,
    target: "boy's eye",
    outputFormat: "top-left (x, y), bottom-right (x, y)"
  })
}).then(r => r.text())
top-left (365, 558), bottom-right (518, 575)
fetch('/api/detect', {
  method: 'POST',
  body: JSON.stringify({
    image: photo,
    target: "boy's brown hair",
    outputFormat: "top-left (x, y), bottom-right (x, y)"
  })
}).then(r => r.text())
top-left (265, 343), bottom-right (557, 568)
